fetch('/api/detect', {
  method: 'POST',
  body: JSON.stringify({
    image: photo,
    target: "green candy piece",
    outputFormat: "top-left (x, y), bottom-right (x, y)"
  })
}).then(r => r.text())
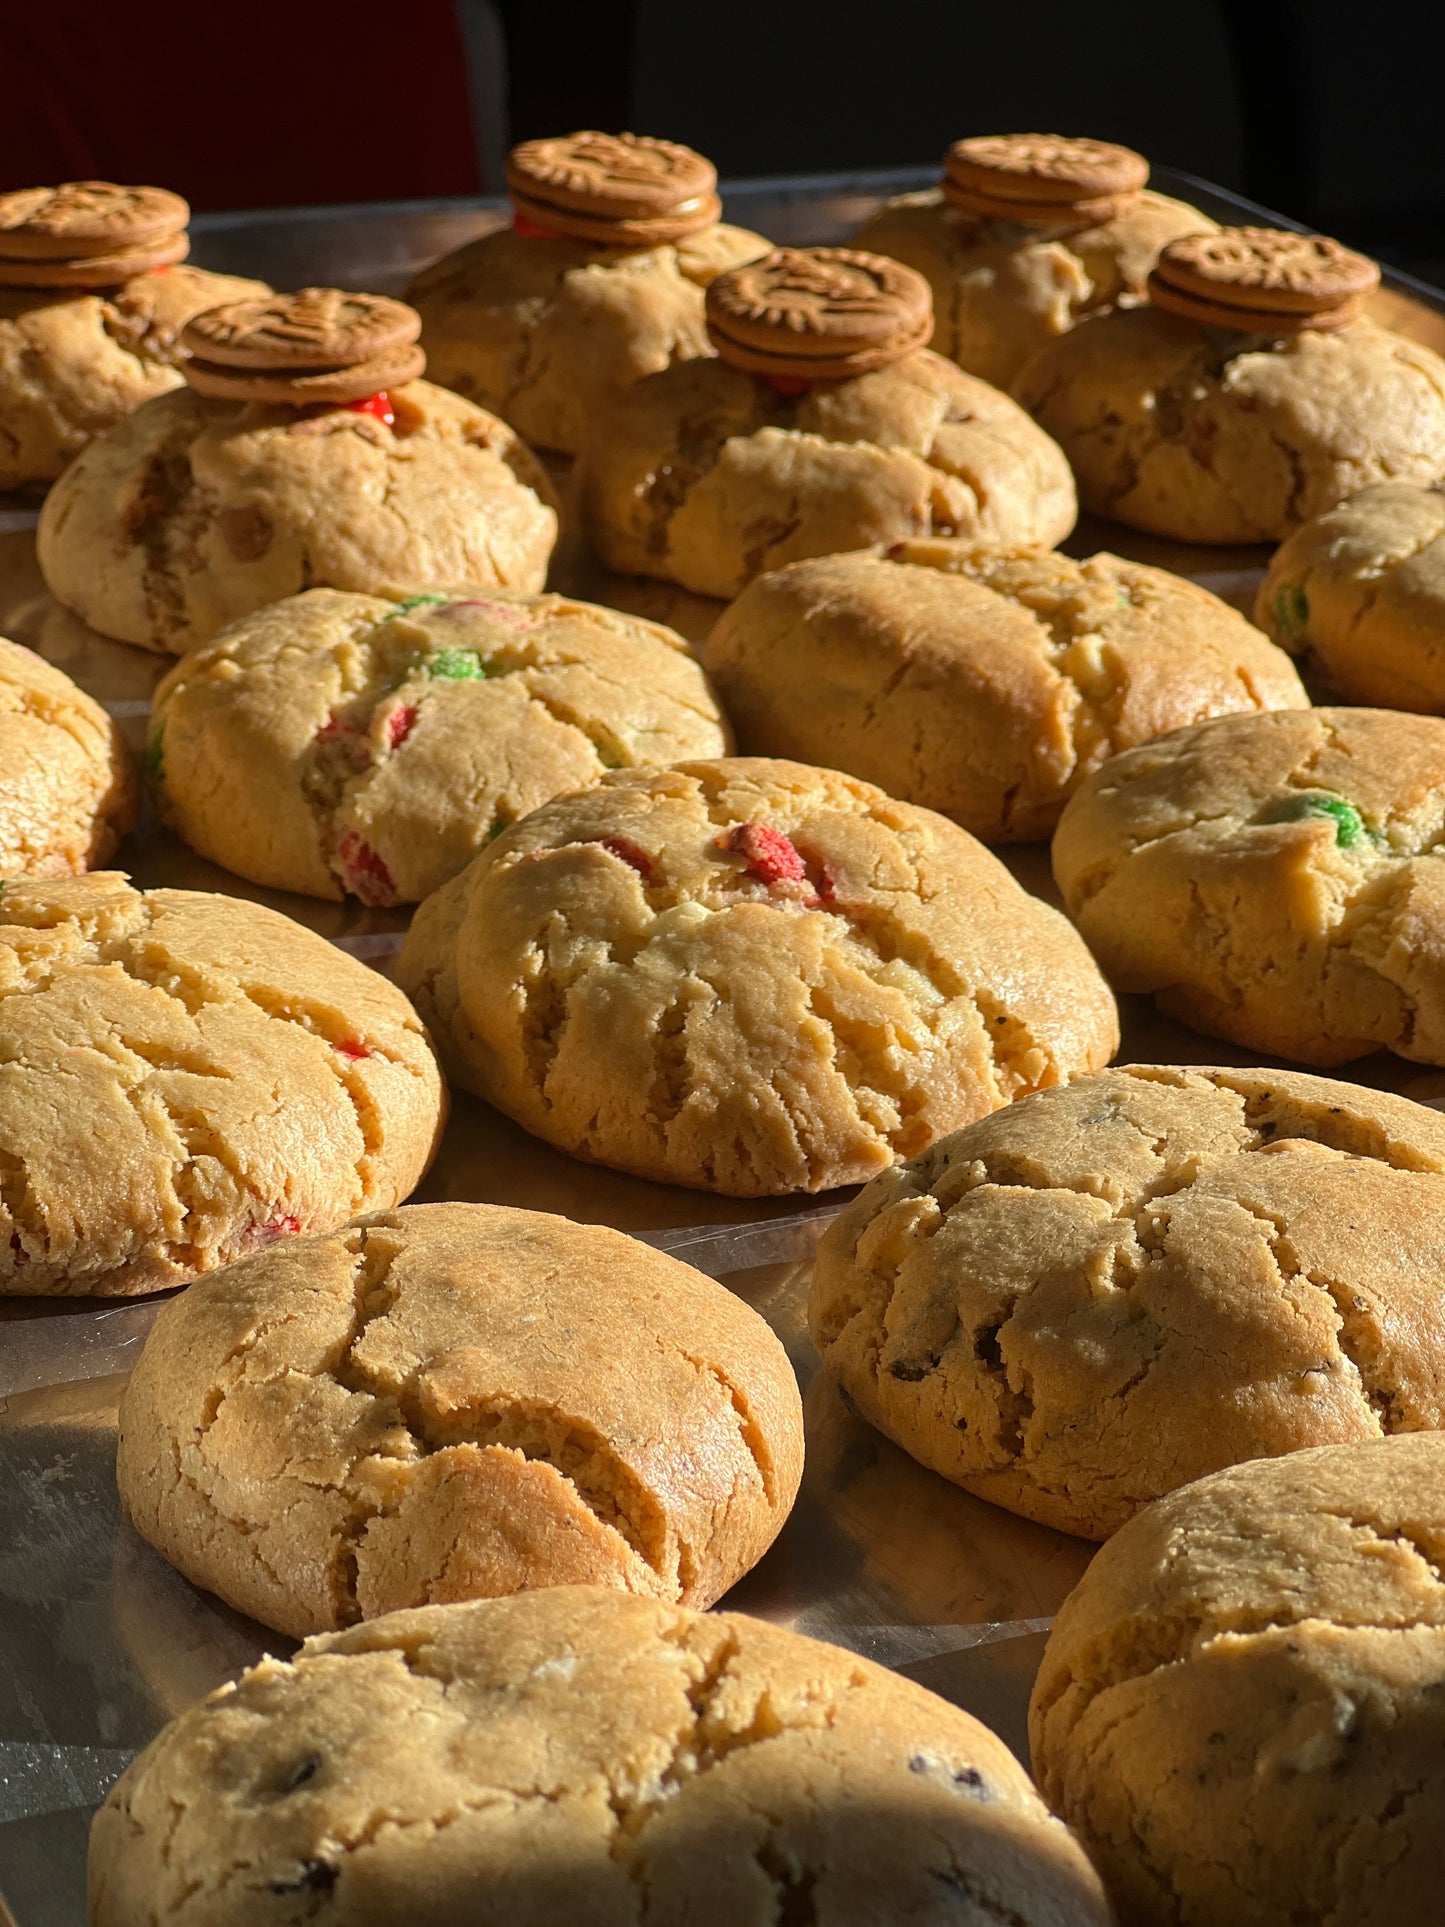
top-left (144, 729), bottom-right (165, 779)
top-left (428, 649), bottom-right (487, 681)
top-left (383, 593), bottom-right (448, 622)
top-left (486, 813), bottom-right (512, 841)
top-left (1273, 582), bottom-right (1309, 641)
top-left (1265, 792), bottom-right (1368, 847)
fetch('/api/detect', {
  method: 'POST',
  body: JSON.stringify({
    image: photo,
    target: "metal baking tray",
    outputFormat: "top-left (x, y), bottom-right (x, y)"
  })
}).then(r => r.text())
top-left (3, 168), bottom-right (1444, 1927)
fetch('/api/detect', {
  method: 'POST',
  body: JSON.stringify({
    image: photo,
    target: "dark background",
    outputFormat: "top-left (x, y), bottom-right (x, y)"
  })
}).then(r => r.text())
top-left (1, 0), bottom-right (1442, 280)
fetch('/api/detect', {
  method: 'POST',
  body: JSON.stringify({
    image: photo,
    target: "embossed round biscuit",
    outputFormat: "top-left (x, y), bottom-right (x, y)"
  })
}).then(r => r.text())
top-left (1147, 277), bottom-right (1362, 334)
top-left (812, 1065), bottom-right (1445, 1540)
top-left (508, 129), bottom-right (715, 220)
top-left (704, 543), bottom-right (1307, 842)
top-left (0, 229), bottom-right (189, 288)
top-left (0, 182), bottom-right (188, 258)
top-left (89, 1587), bottom-right (1114, 1927)
top-left (944, 134), bottom-right (1149, 208)
top-left (1031, 1434), bottom-right (1445, 1925)
top-left (150, 585), bottom-right (730, 905)
top-left (1153, 226), bottom-right (1380, 312)
top-left (182, 289), bottom-right (423, 370)
top-left (0, 634), bottom-right (138, 874)
top-left (1053, 705), bottom-right (1445, 1066)
top-left (0, 873), bottom-right (445, 1297)
top-left (705, 247), bottom-right (933, 377)
top-left (396, 756), bottom-right (1119, 1196)
top-left (117, 1201), bottom-right (805, 1636)
top-left (182, 342), bottom-right (426, 405)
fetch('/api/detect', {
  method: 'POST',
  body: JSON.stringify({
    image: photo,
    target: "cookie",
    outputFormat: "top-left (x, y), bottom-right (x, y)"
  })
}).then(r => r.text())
top-left (812, 1064), bottom-right (1445, 1540)
top-left (89, 1586), bottom-right (1114, 1926)
top-left (117, 1201), bottom-right (804, 1636)
top-left (0, 634), bottom-right (139, 874)
top-left (0, 181), bottom-right (189, 258)
top-left (0, 873), bottom-right (444, 1297)
top-left (943, 134), bottom-right (1150, 224)
top-left (36, 381), bottom-right (558, 653)
top-left (1053, 705), bottom-right (1445, 1066)
top-left (579, 348), bottom-right (1076, 600)
top-left (1149, 225), bottom-right (1379, 333)
top-left (0, 262), bottom-right (269, 491)
top-left (1255, 482), bottom-right (1445, 709)
top-left (1016, 307), bottom-right (1445, 543)
top-left (704, 247), bottom-right (933, 379)
top-left (397, 756), bottom-right (1119, 1196)
top-left (149, 585), bottom-right (730, 905)
top-left (182, 289), bottom-right (421, 369)
top-left (704, 542), bottom-right (1306, 841)
top-left (1031, 1434), bottom-right (1445, 1925)
top-left (0, 228), bottom-right (190, 288)
top-left (506, 130), bottom-right (721, 245)
top-left (181, 342), bottom-right (426, 406)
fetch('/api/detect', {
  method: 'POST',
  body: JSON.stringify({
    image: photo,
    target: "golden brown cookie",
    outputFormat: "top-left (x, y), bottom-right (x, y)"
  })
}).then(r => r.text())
top-left (181, 288), bottom-right (421, 368)
top-left (89, 1586), bottom-right (1115, 1927)
top-left (0, 181), bottom-right (189, 257)
top-left (397, 755), bottom-right (1119, 1196)
top-left (704, 542), bottom-right (1306, 841)
top-left (705, 247), bottom-right (933, 378)
top-left (1149, 225), bottom-right (1380, 330)
top-left (0, 634), bottom-right (138, 874)
top-left (1031, 1434), bottom-right (1445, 1925)
top-left (1053, 705), bottom-right (1445, 1066)
top-left (943, 134), bottom-right (1150, 224)
top-left (0, 229), bottom-right (190, 289)
top-left (117, 1201), bottom-right (805, 1636)
top-left (812, 1064), bottom-right (1445, 1540)
top-left (506, 130), bottom-right (721, 245)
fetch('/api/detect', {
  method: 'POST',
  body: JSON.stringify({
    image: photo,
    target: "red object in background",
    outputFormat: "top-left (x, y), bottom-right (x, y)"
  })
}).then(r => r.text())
top-left (0, 2), bottom-right (483, 209)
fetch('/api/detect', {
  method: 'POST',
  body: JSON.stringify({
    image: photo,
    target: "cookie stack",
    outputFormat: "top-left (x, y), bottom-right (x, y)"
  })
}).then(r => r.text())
top-left (0, 181), bottom-right (191, 286)
top-left (178, 287), bottom-right (425, 406)
top-left (505, 129), bottom-right (723, 245)
top-left (938, 134), bottom-right (1150, 227)
top-left (1147, 226), bottom-right (1380, 333)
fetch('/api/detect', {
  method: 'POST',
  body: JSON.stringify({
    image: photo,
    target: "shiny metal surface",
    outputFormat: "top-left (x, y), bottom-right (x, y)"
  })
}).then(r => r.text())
top-left (3, 172), bottom-right (1445, 1927)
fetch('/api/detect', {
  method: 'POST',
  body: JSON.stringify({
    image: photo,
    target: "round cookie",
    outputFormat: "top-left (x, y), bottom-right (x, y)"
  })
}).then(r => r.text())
top-left (703, 542), bottom-right (1306, 842)
top-left (580, 348), bottom-right (1076, 601)
top-left (0, 634), bottom-right (139, 874)
top-left (1031, 1433), bottom-right (1445, 1925)
top-left (183, 289), bottom-right (421, 370)
top-left (0, 873), bottom-right (444, 1297)
top-left (856, 138), bottom-right (1212, 389)
top-left (1015, 304), bottom-right (1445, 545)
top-left (704, 248), bottom-right (933, 378)
top-left (1149, 226), bottom-right (1379, 333)
top-left (149, 585), bottom-right (730, 905)
top-left (89, 1586), bottom-right (1115, 1927)
top-left (811, 1064), bottom-right (1445, 1539)
top-left (35, 381), bottom-right (558, 653)
top-left (0, 261), bottom-right (270, 491)
top-left (117, 1201), bottom-right (804, 1636)
top-left (408, 130), bottom-right (767, 459)
top-left (1052, 704), bottom-right (1445, 1066)
top-left (1255, 482), bottom-right (1445, 709)
top-left (396, 756), bottom-right (1119, 1196)
top-left (0, 182), bottom-right (189, 259)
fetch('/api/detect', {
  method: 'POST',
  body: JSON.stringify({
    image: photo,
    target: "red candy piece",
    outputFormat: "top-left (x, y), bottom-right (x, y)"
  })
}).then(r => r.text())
top-left (760, 373), bottom-right (814, 397)
top-left (253, 1212), bottom-right (303, 1247)
top-left (344, 391), bottom-right (396, 427)
top-left (585, 834), bottom-right (655, 881)
top-left (512, 212), bottom-right (564, 241)
top-left (334, 1039), bottom-right (371, 1062)
top-left (335, 831), bottom-right (396, 907)
top-left (437, 598), bottom-right (535, 630)
top-left (387, 703), bottom-right (417, 750)
top-left (724, 821), bottom-right (807, 886)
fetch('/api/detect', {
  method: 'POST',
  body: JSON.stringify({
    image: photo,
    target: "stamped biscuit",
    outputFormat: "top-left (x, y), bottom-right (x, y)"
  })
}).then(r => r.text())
top-left (943, 134), bottom-right (1148, 225)
top-left (0, 181), bottom-right (188, 258)
top-left (705, 247), bottom-right (933, 378)
top-left (1148, 226), bottom-right (1380, 332)
top-left (0, 229), bottom-right (189, 288)
top-left (182, 289), bottom-right (423, 370)
top-left (507, 131), bottom-right (720, 245)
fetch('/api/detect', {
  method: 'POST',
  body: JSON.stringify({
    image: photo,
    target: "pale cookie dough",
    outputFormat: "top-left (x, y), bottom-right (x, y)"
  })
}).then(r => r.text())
top-left (408, 222), bottom-right (769, 458)
top-left (149, 585), bottom-right (729, 905)
top-left (35, 381), bottom-right (558, 653)
top-left (811, 1064), bottom-right (1445, 1539)
top-left (704, 542), bottom-right (1306, 842)
top-left (0, 873), bottom-right (444, 1297)
top-left (117, 1202), bottom-right (803, 1636)
top-left (1053, 705), bottom-right (1445, 1065)
top-left (579, 350), bottom-right (1077, 600)
top-left (89, 1585), bottom-right (1116, 1927)
top-left (0, 633), bottom-right (138, 873)
top-left (1031, 1433), bottom-right (1445, 1926)
top-left (1256, 482), bottom-right (1445, 709)
top-left (0, 263), bottom-right (268, 491)
top-left (1014, 308), bottom-right (1445, 543)
top-left (855, 189), bottom-right (1212, 389)
top-left (397, 756), bottom-right (1118, 1197)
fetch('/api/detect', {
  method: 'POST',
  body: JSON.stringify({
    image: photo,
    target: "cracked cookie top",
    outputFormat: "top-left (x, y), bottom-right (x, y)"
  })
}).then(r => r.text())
top-left (35, 381), bottom-right (558, 653)
top-left (1053, 705), bottom-right (1445, 1066)
top-left (89, 1584), bottom-right (1114, 1927)
top-left (117, 1201), bottom-right (804, 1636)
top-left (0, 633), bottom-right (139, 876)
top-left (396, 756), bottom-right (1118, 1197)
top-left (579, 347), bottom-right (1077, 600)
top-left (0, 873), bottom-right (444, 1297)
top-left (149, 585), bottom-right (729, 906)
top-left (703, 543), bottom-right (1306, 843)
top-left (1031, 1432), bottom-right (1445, 1925)
top-left (1255, 481), bottom-right (1445, 711)
top-left (810, 1065), bottom-right (1445, 1540)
